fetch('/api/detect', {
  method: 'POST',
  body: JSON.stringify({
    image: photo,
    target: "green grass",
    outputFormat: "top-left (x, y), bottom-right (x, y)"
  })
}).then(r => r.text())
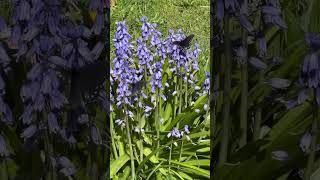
top-left (111, 0), bottom-right (210, 72)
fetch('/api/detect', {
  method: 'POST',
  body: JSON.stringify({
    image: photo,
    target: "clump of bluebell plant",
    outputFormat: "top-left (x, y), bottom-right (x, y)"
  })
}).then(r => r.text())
top-left (110, 16), bottom-right (210, 178)
top-left (0, 0), bottom-right (108, 178)
top-left (212, 0), bottom-right (289, 168)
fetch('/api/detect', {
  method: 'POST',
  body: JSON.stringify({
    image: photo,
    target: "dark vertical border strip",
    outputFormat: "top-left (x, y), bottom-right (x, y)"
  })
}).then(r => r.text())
top-left (210, 0), bottom-right (223, 178)
top-left (210, 0), bottom-right (215, 179)
top-left (105, 0), bottom-right (111, 179)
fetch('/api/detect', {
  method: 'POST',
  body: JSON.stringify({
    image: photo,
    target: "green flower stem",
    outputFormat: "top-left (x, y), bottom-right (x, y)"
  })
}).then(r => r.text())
top-left (168, 139), bottom-right (173, 178)
top-left (178, 75), bottom-right (183, 115)
top-left (124, 106), bottom-right (135, 180)
top-left (211, 76), bottom-right (219, 133)
top-left (88, 144), bottom-right (98, 180)
top-left (305, 89), bottom-right (319, 180)
top-left (43, 112), bottom-right (56, 180)
top-left (155, 89), bottom-right (160, 157)
top-left (179, 140), bottom-right (184, 162)
top-left (185, 75), bottom-right (188, 109)
top-left (144, 66), bottom-right (148, 92)
top-left (239, 51), bottom-right (248, 147)
top-left (219, 13), bottom-right (231, 165)
top-left (0, 160), bottom-right (8, 180)
top-left (205, 94), bottom-right (210, 120)
top-left (144, 67), bottom-right (150, 132)
top-left (239, 0), bottom-right (249, 148)
top-left (133, 143), bottom-right (140, 164)
top-left (174, 76), bottom-right (178, 119)
top-left (253, 71), bottom-right (263, 140)
top-left (110, 113), bottom-right (118, 159)
top-left (137, 109), bottom-right (143, 162)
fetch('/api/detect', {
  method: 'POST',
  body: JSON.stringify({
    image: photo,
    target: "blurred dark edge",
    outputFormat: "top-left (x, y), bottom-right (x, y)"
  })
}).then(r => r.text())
top-left (105, 0), bottom-right (111, 179)
top-left (210, 0), bottom-right (221, 178)
top-left (210, 0), bottom-right (214, 179)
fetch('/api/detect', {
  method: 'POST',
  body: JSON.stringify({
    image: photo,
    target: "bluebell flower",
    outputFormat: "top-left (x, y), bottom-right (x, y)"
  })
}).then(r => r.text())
top-left (216, 0), bottom-right (224, 21)
top-left (78, 114), bottom-right (89, 124)
top-left (92, 14), bottom-right (104, 35)
top-left (203, 71), bottom-right (210, 95)
top-left (91, 125), bottom-right (102, 145)
top-left (184, 125), bottom-right (190, 134)
top-left (48, 112), bottom-right (60, 134)
top-left (16, 1), bottom-right (31, 21)
top-left (204, 104), bottom-right (209, 111)
top-left (10, 24), bottom-right (21, 47)
top-left (21, 63), bottom-right (67, 130)
top-left (0, 43), bottom-right (11, 68)
top-left (115, 119), bottom-right (125, 127)
top-left (89, 0), bottom-right (106, 12)
top-left (225, 0), bottom-right (241, 12)
top-left (256, 32), bottom-right (267, 57)
top-left (172, 91), bottom-right (177, 96)
top-left (136, 38), bottom-right (153, 73)
top-left (0, 134), bottom-right (9, 157)
top-left (0, 75), bottom-right (13, 124)
top-left (134, 127), bottom-right (145, 133)
top-left (150, 61), bottom-right (163, 93)
top-left (299, 53), bottom-right (319, 89)
top-left (271, 150), bottom-right (289, 161)
top-left (300, 131), bottom-right (311, 153)
top-left (305, 32), bottom-right (320, 51)
top-left (60, 22), bottom-right (94, 69)
top-left (188, 43), bottom-right (201, 71)
top-left (266, 78), bottom-right (291, 89)
top-left (144, 105), bottom-right (153, 113)
top-left (141, 16), bottom-right (153, 40)
top-left (297, 33), bottom-right (320, 106)
top-left (249, 57), bottom-right (268, 70)
top-left (239, 15), bottom-right (254, 33)
top-left (234, 45), bottom-right (247, 64)
top-left (21, 124), bottom-right (37, 141)
top-left (56, 156), bottom-right (77, 177)
top-left (261, 5), bottom-right (287, 29)
top-left (297, 88), bottom-right (309, 104)
top-left (0, 101), bottom-right (12, 124)
top-left (59, 128), bottom-right (77, 144)
top-left (167, 127), bottom-right (181, 138)
top-left (112, 21), bottom-right (136, 107)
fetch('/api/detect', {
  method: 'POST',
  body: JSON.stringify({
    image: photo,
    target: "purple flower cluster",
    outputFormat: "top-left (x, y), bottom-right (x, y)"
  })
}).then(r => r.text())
top-left (167, 29), bottom-right (201, 91)
top-left (111, 16), bottom-right (205, 140)
top-left (167, 125), bottom-right (191, 140)
top-left (204, 71), bottom-right (210, 95)
top-left (297, 33), bottom-right (320, 106)
top-left (54, 156), bottom-right (77, 177)
top-left (0, 0), bottom-right (108, 176)
top-left (113, 21), bottom-right (135, 107)
top-left (90, 0), bottom-right (107, 35)
top-left (0, 18), bottom-right (13, 126)
top-left (150, 61), bottom-right (163, 93)
top-left (167, 29), bottom-right (188, 71)
top-left (0, 73), bottom-right (12, 124)
top-left (214, 0), bottom-right (286, 66)
top-left (261, 2), bottom-right (287, 29)
top-left (141, 16), bottom-right (153, 40)
top-left (136, 38), bottom-right (153, 74)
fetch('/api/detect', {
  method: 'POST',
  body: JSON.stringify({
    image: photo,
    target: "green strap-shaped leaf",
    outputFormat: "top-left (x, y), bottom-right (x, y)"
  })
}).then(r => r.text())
top-left (110, 154), bottom-right (130, 178)
top-left (169, 160), bottom-right (210, 178)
